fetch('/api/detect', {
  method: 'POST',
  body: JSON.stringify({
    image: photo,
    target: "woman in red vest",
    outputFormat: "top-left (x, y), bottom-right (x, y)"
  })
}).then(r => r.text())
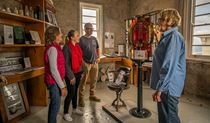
top-left (62, 30), bottom-right (84, 121)
top-left (44, 26), bottom-right (67, 123)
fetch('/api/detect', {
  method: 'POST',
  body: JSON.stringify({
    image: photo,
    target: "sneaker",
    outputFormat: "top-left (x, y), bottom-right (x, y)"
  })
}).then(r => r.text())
top-left (89, 96), bottom-right (101, 102)
top-left (63, 114), bottom-right (73, 122)
top-left (72, 109), bottom-right (84, 116)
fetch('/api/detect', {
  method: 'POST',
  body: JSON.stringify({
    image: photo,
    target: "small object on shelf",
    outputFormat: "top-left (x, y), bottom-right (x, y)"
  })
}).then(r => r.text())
top-left (29, 30), bottom-right (41, 44)
top-left (34, 6), bottom-right (43, 20)
top-left (13, 26), bottom-right (25, 44)
top-left (18, 5), bottom-right (24, 16)
top-left (1, 8), bottom-right (6, 12)
top-left (25, 30), bottom-right (32, 44)
top-left (14, 7), bottom-right (19, 14)
top-left (6, 7), bottom-right (11, 13)
top-left (1, 83), bottom-right (26, 120)
top-left (24, 5), bottom-right (29, 16)
top-left (29, 6), bottom-right (34, 18)
top-left (0, 24), bottom-right (14, 44)
top-left (23, 57), bottom-right (31, 69)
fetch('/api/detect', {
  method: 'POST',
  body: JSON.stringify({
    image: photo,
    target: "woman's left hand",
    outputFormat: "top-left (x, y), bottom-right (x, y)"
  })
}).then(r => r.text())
top-left (152, 91), bottom-right (162, 102)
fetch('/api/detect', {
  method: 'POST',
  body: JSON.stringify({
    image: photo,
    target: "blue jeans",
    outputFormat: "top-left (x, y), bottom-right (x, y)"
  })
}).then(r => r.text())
top-left (47, 84), bottom-right (61, 123)
top-left (157, 93), bottom-right (180, 123)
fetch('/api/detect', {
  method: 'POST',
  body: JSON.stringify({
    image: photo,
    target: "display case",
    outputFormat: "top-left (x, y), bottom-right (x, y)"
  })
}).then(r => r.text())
top-left (1, 83), bottom-right (25, 120)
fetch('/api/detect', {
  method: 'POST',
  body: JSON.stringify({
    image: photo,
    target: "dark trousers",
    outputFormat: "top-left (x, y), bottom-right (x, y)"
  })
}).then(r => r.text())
top-left (48, 84), bottom-right (61, 123)
top-left (64, 72), bottom-right (82, 114)
top-left (157, 93), bottom-right (180, 123)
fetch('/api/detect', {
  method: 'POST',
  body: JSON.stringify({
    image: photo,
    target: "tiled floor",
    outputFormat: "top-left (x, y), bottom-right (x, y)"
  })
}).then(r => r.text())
top-left (18, 82), bottom-right (210, 123)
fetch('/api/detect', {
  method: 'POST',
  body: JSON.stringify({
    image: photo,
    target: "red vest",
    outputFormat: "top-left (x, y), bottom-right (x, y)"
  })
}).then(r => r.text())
top-left (44, 42), bottom-right (65, 85)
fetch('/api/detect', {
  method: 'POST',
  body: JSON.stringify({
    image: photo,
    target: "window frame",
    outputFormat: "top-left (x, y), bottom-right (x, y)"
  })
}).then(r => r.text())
top-left (183, 0), bottom-right (210, 61)
top-left (79, 2), bottom-right (103, 54)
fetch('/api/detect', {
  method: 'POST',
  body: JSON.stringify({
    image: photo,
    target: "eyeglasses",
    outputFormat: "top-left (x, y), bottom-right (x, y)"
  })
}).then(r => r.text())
top-left (157, 18), bottom-right (165, 24)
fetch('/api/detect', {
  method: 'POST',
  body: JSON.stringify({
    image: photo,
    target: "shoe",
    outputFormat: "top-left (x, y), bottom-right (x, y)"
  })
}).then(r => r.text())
top-left (89, 96), bottom-right (101, 102)
top-left (63, 114), bottom-right (73, 122)
top-left (72, 108), bottom-right (84, 116)
top-left (79, 100), bottom-right (85, 107)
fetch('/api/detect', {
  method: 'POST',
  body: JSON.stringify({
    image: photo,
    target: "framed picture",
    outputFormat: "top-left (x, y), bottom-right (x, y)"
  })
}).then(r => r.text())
top-left (46, 10), bottom-right (58, 26)
top-left (29, 31), bottom-right (41, 44)
top-left (1, 83), bottom-right (26, 120)
top-left (51, 13), bottom-right (58, 26)
top-left (46, 10), bottom-right (53, 24)
top-left (23, 57), bottom-right (31, 69)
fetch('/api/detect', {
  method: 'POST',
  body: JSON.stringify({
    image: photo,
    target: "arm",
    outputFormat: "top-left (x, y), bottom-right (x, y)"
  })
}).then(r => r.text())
top-left (95, 38), bottom-right (100, 63)
top-left (96, 39), bottom-right (100, 58)
top-left (62, 45), bottom-right (75, 81)
top-left (48, 47), bottom-right (65, 89)
top-left (156, 33), bottom-right (183, 92)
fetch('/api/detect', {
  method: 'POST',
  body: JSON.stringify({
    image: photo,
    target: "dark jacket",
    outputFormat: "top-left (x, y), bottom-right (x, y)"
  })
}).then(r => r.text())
top-left (62, 43), bottom-right (83, 81)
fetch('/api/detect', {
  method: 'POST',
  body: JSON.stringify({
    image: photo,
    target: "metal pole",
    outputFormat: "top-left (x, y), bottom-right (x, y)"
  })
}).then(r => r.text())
top-left (129, 59), bottom-right (151, 118)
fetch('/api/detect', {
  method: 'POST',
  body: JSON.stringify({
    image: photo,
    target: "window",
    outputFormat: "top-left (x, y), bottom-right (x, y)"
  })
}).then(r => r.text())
top-left (191, 0), bottom-right (210, 56)
top-left (80, 2), bottom-right (103, 53)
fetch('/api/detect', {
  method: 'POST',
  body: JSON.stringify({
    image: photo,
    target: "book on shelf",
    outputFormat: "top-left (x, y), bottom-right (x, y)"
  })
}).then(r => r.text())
top-left (23, 57), bottom-right (31, 69)
top-left (13, 26), bottom-right (25, 44)
top-left (29, 31), bottom-right (41, 44)
top-left (0, 24), bottom-right (14, 44)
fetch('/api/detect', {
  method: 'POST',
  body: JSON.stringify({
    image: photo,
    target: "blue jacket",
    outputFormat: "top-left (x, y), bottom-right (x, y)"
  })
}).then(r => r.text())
top-left (150, 27), bottom-right (186, 97)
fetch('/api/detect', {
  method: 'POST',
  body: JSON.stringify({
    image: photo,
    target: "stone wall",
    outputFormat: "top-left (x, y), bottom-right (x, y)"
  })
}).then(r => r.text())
top-left (129, 0), bottom-right (179, 16)
top-left (185, 60), bottom-right (210, 98)
top-left (53, 0), bottom-right (130, 53)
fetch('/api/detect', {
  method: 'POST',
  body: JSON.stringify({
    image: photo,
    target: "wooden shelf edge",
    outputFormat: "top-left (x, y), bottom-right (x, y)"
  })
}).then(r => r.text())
top-left (99, 57), bottom-right (123, 63)
top-left (0, 11), bottom-right (44, 24)
top-left (0, 67), bottom-right (45, 87)
top-left (0, 44), bottom-right (45, 48)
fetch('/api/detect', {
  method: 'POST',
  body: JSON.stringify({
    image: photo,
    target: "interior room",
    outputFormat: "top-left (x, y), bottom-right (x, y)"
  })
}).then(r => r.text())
top-left (0, 0), bottom-right (210, 123)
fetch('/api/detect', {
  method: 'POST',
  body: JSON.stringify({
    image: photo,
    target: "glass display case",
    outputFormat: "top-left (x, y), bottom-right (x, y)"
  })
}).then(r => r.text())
top-left (1, 83), bottom-right (25, 120)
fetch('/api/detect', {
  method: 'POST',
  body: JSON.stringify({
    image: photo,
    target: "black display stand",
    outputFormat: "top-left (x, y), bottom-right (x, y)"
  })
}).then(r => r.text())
top-left (129, 59), bottom-right (151, 118)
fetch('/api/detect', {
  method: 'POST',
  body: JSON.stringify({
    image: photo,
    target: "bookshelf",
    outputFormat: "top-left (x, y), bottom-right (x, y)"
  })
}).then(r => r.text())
top-left (0, 0), bottom-right (56, 122)
top-left (0, 67), bottom-right (44, 87)
top-left (0, 11), bottom-right (44, 24)
top-left (0, 44), bottom-right (45, 47)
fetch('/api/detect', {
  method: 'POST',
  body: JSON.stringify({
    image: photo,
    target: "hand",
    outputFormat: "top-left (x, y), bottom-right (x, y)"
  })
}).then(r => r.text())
top-left (152, 91), bottom-right (162, 102)
top-left (96, 58), bottom-right (100, 63)
top-left (154, 30), bottom-right (163, 43)
top-left (81, 74), bottom-right (84, 80)
top-left (61, 87), bottom-right (67, 97)
top-left (70, 78), bottom-right (76, 85)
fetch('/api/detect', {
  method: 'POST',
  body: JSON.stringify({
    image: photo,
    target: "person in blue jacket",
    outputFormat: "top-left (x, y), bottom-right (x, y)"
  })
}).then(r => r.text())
top-left (150, 8), bottom-right (186, 123)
